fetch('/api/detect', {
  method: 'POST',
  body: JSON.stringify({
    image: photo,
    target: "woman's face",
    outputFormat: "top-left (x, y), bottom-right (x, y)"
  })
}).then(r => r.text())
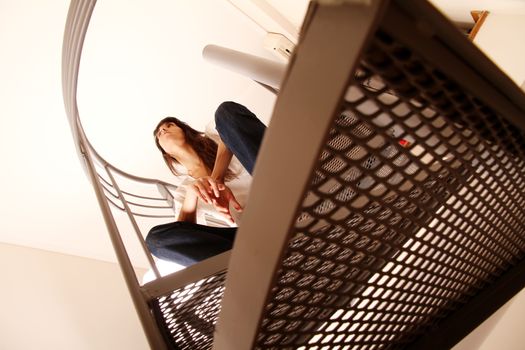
top-left (156, 122), bottom-right (185, 154)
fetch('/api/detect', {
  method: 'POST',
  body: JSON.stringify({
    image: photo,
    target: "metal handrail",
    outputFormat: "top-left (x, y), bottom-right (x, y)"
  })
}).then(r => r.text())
top-left (61, 1), bottom-right (230, 348)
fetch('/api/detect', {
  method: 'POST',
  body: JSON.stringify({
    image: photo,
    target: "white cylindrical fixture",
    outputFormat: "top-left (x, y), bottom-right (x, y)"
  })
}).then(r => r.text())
top-left (202, 44), bottom-right (287, 90)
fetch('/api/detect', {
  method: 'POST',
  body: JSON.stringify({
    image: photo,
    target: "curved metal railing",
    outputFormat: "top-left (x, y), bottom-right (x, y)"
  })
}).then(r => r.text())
top-left (61, 1), bottom-right (233, 349)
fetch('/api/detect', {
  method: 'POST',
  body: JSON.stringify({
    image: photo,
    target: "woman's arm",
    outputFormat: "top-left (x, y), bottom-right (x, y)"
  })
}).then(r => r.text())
top-left (190, 138), bottom-right (242, 223)
top-left (192, 138), bottom-right (235, 199)
top-left (211, 139), bottom-right (233, 184)
top-left (177, 187), bottom-right (198, 223)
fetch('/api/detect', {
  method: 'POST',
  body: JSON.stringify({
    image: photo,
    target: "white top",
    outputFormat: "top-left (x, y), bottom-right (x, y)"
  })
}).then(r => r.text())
top-left (171, 122), bottom-right (252, 227)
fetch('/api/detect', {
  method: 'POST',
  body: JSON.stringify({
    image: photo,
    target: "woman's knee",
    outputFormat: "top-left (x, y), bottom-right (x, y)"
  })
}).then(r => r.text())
top-left (215, 101), bottom-right (244, 129)
top-left (145, 230), bottom-right (159, 252)
top-left (146, 221), bottom-right (186, 250)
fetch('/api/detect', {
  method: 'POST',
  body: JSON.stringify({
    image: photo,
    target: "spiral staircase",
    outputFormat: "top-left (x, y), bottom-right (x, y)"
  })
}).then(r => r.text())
top-left (62, 1), bottom-right (525, 349)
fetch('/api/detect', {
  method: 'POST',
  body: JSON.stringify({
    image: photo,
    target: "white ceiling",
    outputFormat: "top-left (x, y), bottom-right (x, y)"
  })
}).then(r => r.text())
top-left (1, 0), bottom-right (525, 267)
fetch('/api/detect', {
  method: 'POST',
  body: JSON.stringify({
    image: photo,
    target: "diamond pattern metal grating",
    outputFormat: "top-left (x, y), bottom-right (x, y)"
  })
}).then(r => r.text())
top-left (254, 30), bottom-right (525, 349)
top-left (152, 271), bottom-right (228, 350)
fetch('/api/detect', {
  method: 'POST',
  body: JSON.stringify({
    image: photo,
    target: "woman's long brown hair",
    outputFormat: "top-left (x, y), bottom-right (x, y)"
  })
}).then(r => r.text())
top-left (154, 117), bottom-right (234, 181)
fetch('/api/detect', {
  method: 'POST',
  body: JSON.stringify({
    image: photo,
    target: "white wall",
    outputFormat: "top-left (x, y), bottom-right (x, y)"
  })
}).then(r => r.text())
top-left (473, 12), bottom-right (525, 86)
top-left (453, 10), bottom-right (525, 349)
top-left (429, 0), bottom-right (525, 23)
top-left (0, 243), bottom-right (148, 350)
top-left (0, 0), bottom-right (115, 264)
top-left (454, 288), bottom-right (525, 350)
top-left (472, 289), bottom-right (525, 350)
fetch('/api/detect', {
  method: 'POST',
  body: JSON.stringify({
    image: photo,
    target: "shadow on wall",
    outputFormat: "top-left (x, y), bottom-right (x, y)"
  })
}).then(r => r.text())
top-left (452, 296), bottom-right (515, 350)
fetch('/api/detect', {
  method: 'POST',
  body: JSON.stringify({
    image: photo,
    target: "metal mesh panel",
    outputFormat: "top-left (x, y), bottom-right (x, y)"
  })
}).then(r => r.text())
top-left (254, 30), bottom-right (525, 349)
top-left (152, 271), bottom-right (227, 350)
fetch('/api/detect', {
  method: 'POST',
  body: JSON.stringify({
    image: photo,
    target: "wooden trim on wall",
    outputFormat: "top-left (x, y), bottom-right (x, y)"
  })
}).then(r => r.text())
top-left (469, 10), bottom-right (490, 40)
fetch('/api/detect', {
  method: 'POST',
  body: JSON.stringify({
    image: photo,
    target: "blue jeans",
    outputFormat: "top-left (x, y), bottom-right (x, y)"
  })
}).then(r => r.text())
top-left (214, 101), bottom-right (266, 175)
top-left (146, 102), bottom-right (266, 265)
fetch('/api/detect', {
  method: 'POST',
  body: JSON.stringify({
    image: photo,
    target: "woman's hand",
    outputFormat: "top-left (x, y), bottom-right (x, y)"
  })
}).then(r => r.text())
top-left (190, 176), bottom-right (242, 223)
top-left (211, 185), bottom-right (243, 224)
top-left (189, 176), bottom-right (221, 204)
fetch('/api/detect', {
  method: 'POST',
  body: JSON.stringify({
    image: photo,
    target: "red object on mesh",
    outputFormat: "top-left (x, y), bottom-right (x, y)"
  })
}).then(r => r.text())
top-left (399, 139), bottom-right (410, 147)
